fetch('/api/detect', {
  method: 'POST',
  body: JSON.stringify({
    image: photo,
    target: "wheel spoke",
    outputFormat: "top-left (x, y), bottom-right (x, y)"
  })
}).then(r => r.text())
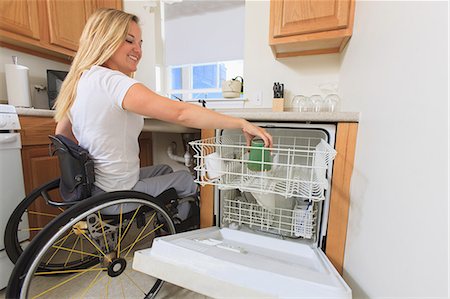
top-left (45, 230), bottom-right (73, 265)
top-left (115, 206), bottom-right (141, 252)
top-left (31, 265), bottom-right (102, 299)
top-left (27, 211), bottom-right (58, 217)
top-left (105, 276), bottom-right (111, 298)
top-left (120, 276), bottom-right (126, 298)
top-left (97, 211), bottom-right (110, 252)
top-left (123, 271), bottom-right (146, 295)
top-left (120, 223), bottom-right (163, 255)
top-left (76, 227), bottom-right (111, 262)
top-left (34, 267), bottom-right (107, 275)
top-left (79, 269), bottom-right (105, 298)
top-left (18, 227), bottom-right (44, 232)
top-left (53, 230), bottom-right (74, 246)
top-left (81, 237), bottom-right (84, 261)
top-left (51, 245), bottom-right (101, 259)
top-left (64, 235), bottom-right (80, 266)
top-left (124, 212), bottom-right (156, 258)
top-left (117, 205), bottom-right (123, 258)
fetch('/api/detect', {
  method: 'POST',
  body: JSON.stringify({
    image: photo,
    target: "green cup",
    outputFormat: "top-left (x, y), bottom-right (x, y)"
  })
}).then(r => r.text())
top-left (247, 139), bottom-right (272, 171)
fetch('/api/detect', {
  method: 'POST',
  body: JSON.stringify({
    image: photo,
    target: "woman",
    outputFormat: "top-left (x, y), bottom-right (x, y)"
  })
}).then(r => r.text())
top-left (54, 8), bottom-right (272, 199)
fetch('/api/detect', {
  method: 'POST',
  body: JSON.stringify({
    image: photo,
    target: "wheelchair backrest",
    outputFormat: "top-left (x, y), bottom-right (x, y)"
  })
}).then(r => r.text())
top-left (49, 135), bottom-right (95, 202)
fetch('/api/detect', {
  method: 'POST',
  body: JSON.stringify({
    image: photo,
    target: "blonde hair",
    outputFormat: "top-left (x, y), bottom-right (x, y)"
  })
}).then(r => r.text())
top-left (54, 8), bottom-right (139, 122)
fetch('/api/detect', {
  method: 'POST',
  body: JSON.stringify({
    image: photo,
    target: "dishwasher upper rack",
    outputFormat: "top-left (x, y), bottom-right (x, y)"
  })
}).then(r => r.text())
top-left (189, 135), bottom-right (337, 201)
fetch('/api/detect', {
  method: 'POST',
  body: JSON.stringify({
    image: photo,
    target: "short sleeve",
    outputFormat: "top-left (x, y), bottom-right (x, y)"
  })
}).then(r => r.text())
top-left (101, 70), bottom-right (139, 109)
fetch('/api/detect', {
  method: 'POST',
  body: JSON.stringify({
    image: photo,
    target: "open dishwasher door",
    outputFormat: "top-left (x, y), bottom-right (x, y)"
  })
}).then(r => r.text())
top-left (133, 122), bottom-right (351, 298)
top-left (133, 227), bottom-right (351, 298)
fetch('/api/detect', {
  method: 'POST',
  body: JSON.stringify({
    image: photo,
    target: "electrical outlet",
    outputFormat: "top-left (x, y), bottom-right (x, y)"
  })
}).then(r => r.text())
top-left (255, 91), bottom-right (263, 105)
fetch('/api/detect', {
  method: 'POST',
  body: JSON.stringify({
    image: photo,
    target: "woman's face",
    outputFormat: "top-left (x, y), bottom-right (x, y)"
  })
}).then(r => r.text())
top-left (104, 21), bottom-right (142, 74)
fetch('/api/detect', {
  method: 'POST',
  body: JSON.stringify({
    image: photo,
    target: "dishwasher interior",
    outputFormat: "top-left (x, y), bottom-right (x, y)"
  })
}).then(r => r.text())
top-left (198, 123), bottom-right (336, 249)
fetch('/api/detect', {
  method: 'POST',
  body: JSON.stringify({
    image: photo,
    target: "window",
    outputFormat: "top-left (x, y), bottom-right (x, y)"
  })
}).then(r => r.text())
top-left (167, 60), bottom-right (243, 101)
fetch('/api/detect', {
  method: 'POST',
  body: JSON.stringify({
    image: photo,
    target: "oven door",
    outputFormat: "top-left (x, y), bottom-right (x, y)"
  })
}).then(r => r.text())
top-left (133, 227), bottom-right (351, 298)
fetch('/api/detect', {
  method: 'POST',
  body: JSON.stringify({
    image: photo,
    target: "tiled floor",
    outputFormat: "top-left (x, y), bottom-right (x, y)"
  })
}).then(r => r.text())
top-left (1, 281), bottom-right (209, 298)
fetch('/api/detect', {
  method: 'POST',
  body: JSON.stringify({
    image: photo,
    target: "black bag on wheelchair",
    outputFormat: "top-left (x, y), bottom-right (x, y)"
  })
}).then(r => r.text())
top-left (49, 135), bottom-right (95, 202)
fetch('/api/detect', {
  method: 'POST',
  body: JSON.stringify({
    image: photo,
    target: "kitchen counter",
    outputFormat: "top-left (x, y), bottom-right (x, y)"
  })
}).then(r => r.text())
top-left (15, 107), bottom-right (359, 133)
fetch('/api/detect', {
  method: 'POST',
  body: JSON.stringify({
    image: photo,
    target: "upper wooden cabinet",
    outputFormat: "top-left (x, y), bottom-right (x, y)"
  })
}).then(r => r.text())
top-left (269, 0), bottom-right (355, 58)
top-left (0, 0), bottom-right (122, 63)
top-left (46, 0), bottom-right (89, 52)
top-left (0, 0), bottom-right (40, 41)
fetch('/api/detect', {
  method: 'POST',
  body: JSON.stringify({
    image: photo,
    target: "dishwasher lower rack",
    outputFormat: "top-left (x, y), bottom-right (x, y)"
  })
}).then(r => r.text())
top-left (189, 135), bottom-right (337, 201)
top-left (221, 191), bottom-right (318, 239)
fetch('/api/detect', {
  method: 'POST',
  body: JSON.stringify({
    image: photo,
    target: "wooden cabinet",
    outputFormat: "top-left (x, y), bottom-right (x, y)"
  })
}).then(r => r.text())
top-left (46, 0), bottom-right (89, 52)
top-left (199, 122), bottom-right (358, 275)
top-left (19, 116), bottom-right (61, 236)
top-left (269, 0), bottom-right (355, 58)
top-left (0, 0), bottom-right (122, 63)
top-left (0, 0), bottom-right (40, 41)
top-left (139, 132), bottom-right (153, 167)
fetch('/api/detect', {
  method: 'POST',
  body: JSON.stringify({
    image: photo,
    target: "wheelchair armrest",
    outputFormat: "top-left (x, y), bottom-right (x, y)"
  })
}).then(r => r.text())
top-left (41, 188), bottom-right (78, 208)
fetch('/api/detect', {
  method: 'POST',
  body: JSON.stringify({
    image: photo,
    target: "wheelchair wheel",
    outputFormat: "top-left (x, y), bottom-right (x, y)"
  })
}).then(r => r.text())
top-left (7, 190), bottom-right (176, 299)
top-left (4, 178), bottom-right (65, 264)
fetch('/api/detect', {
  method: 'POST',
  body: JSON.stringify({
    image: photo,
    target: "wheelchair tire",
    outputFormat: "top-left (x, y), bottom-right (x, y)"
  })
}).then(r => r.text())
top-left (6, 190), bottom-right (176, 299)
top-left (4, 178), bottom-right (63, 264)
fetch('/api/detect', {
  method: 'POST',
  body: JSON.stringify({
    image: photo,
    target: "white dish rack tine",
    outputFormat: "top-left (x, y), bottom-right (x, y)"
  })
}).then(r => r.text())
top-left (189, 135), bottom-right (336, 200)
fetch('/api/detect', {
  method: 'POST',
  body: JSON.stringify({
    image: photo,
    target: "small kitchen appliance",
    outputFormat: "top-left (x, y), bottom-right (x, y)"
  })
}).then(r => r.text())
top-left (4, 56), bottom-right (32, 108)
top-left (47, 69), bottom-right (68, 109)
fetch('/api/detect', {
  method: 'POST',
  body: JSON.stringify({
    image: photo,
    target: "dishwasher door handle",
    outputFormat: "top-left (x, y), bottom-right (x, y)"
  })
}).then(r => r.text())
top-left (0, 134), bottom-right (18, 145)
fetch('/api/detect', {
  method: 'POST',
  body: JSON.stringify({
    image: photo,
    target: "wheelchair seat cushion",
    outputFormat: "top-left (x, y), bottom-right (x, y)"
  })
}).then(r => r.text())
top-left (49, 135), bottom-right (95, 202)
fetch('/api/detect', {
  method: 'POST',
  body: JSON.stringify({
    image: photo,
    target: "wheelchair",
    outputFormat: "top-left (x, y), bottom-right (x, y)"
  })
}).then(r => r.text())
top-left (5, 135), bottom-right (199, 299)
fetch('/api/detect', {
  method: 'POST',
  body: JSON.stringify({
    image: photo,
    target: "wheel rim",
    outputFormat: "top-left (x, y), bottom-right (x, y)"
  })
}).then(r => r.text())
top-left (5, 179), bottom-right (64, 264)
top-left (19, 197), bottom-right (176, 299)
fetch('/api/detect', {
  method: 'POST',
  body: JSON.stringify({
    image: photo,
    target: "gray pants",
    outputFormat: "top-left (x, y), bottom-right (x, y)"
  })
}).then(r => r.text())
top-left (132, 164), bottom-right (197, 198)
top-left (94, 164), bottom-right (197, 215)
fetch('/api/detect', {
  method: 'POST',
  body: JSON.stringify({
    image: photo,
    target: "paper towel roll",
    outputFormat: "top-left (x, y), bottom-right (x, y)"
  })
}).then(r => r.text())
top-left (5, 64), bottom-right (32, 107)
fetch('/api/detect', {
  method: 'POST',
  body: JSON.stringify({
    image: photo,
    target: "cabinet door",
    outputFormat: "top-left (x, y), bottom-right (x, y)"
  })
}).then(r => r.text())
top-left (139, 132), bottom-right (153, 167)
top-left (46, 0), bottom-right (87, 51)
top-left (272, 0), bottom-right (351, 38)
top-left (85, 0), bottom-right (123, 19)
top-left (0, 0), bottom-right (40, 40)
top-left (21, 145), bottom-right (63, 238)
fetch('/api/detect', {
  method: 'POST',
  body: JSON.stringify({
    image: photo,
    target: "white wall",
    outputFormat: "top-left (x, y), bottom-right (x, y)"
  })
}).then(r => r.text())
top-left (243, 1), bottom-right (341, 108)
top-left (338, 1), bottom-right (448, 298)
top-left (165, 5), bottom-right (245, 66)
top-left (124, 0), bottom-right (160, 90)
top-left (0, 47), bottom-right (69, 109)
top-left (244, 0), bottom-right (448, 297)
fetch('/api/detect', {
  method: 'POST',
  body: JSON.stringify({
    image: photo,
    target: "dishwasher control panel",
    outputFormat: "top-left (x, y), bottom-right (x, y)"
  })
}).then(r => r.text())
top-left (0, 104), bottom-right (20, 130)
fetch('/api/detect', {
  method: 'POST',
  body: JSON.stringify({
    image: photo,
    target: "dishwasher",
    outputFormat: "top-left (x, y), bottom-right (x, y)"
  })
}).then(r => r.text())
top-left (133, 122), bottom-right (352, 298)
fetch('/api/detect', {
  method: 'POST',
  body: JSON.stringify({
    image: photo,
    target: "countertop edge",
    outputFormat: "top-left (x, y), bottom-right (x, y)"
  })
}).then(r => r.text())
top-left (16, 108), bottom-right (360, 123)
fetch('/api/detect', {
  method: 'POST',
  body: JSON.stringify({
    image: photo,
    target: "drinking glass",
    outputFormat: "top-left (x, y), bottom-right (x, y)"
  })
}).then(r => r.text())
top-left (323, 94), bottom-right (340, 112)
top-left (291, 95), bottom-right (307, 112)
top-left (309, 95), bottom-right (323, 112)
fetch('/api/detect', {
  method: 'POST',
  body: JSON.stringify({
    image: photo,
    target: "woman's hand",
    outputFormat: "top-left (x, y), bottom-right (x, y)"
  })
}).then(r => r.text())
top-left (241, 120), bottom-right (273, 148)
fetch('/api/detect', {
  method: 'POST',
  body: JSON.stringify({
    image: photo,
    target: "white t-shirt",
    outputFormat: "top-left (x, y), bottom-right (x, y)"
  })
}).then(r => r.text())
top-left (70, 65), bottom-right (143, 192)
